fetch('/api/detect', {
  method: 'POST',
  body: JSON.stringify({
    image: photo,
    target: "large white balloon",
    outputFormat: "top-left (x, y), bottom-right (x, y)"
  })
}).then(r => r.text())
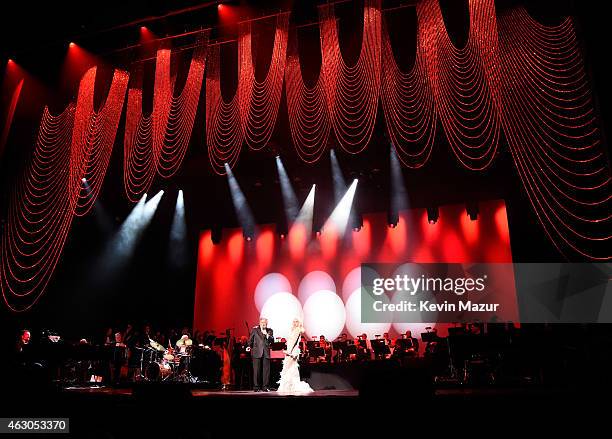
top-left (254, 273), bottom-right (292, 312)
top-left (298, 271), bottom-right (336, 304)
top-left (260, 292), bottom-right (303, 340)
top-left (341, 266), bottom-right (380, 302)
top-left (391, 263), bottom-right (437, 341)
top-left (344, 289), bottom-right (391, 338)
top-left (303, 290), bottom-right (346, 341)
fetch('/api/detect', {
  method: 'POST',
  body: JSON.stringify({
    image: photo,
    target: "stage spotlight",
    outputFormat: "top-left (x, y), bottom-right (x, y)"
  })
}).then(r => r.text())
top-left (324, 179), bottom-right (358, 237)
top-left (211, 225), bottom-right (222, 245)
top-left (387, 211), bottom-right (399, 228)
top-left (427, 207), bottom-right (439, 224)
top-left (330, 149), bottom-right (347, 203)
top-left (276, 156), bottom-right (299, 224)
top-left (69, 42), bottom-right (76, 48)
top-left (225, 163), bottom-right (256, 240)
top-left (169, 190), bottom-right (188, 269)
top-left (351, 212), bottom-right (363, 232)
top-left (466, 201), bottom-right (479, 221)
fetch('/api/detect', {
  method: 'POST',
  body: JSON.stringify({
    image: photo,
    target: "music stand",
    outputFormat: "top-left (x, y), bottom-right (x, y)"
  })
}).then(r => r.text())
top-left (271, 341), bottom-right (287, 351)
top-left (371, 339), bottom-right (390, 358)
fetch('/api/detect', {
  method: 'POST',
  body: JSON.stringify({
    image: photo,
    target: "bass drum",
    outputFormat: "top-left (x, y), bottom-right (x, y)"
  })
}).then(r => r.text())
top-left (145, 361), bottom-right (172, 381)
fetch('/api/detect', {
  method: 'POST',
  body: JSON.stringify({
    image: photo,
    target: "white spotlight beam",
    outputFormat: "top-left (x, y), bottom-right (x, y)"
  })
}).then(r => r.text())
top-left (275, 156), bottom-right (299, 224)
top-left (96, 190), bottom-right (163, 277)
top-left (330, 149), bottom-right (347, 203)
top-left (225, 163), bottom-right (256, 237)
top-left (290, 184), bottom-right (316, 234)
top-left (169, 190), bottom-right (188, 267)
top-left (390, 146), bottom-right (409, 212)
top-left (323, 179), bottom-right (358, 237)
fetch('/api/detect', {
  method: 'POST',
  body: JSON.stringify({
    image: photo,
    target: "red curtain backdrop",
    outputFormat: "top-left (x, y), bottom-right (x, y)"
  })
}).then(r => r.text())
top-left (194, 199), bottom-right (513, 338)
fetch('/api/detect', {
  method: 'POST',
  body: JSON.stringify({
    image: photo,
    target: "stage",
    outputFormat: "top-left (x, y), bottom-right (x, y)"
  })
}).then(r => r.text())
top-left (62, 385), bottom-right (358, 399)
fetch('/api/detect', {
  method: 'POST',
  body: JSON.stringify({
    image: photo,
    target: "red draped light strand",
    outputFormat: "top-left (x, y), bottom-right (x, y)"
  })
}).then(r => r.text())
top-left (498, 8), bottom-right (611, 260)
top-left (205, 41), bottom-right (248, 174)
top-left (206, 16), bottom-right (288, 174)
top-left (124, 33), bottom-right (208, 202)
top-left (319, 0), bottom-right (382, 155)
top-left (1, 106), bottom-right (74, 312)
top-left (241, 13), bottom-right (289, 151)
top-left (1, 67), bottom-right (128, 311)
top-left (71, 67), bottom-right (129, 215)
top-left (285, 24), bottom-right (332, 164)
top-left (380, 9), bottom-right (436, 168)
top-left (419, 0), bottom-right (501, 170)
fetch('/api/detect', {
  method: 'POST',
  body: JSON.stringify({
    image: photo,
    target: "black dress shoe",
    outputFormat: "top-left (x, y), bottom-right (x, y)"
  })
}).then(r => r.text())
top-left (262, 387), bottom-right (271, 392)
top-left (253, 388), bottom-right (261, 392)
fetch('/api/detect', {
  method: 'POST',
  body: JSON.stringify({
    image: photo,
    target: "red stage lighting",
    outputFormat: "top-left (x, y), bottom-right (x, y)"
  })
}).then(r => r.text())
top-left (69, 42), bottom-right (76, 48)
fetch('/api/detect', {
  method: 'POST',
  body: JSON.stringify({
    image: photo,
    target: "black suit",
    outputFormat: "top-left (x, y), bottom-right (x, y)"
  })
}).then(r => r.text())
top-left (248, 326), bottom-right (274, 390)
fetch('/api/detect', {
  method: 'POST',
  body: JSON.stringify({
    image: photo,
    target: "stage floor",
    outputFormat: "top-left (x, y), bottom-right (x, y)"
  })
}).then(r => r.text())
top-left (62, 385), bottom-right (358, 398)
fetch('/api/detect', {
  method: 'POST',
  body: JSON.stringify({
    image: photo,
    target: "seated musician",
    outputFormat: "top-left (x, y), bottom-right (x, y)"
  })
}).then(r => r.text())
top-left (319, 335), bottom-right (331, 362)
top-left (357, 334), bottom-right (372, 360)
top-left (110, 332), bottom-right (127, 384)
top-left (16, 329), bottom-right (31, 354)
top-left (232, 335), bottom-right (251, 390)
top-left (393, 330), bottom-right (419, 358)
top-left (299, 335), bottom-right (308, 360)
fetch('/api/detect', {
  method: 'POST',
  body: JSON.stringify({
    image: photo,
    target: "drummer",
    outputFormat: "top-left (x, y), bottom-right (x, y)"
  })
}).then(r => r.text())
top-left (176, 334), bottom-right (193, 355)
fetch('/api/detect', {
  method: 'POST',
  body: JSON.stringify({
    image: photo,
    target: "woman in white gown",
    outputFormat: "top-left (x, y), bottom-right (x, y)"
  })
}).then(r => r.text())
top-left (277, 318), bottom-right (314, 394)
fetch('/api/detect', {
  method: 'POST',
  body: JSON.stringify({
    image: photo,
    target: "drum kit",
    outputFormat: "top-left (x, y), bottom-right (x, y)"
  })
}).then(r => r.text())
top-left (135, 336), bottom-right (195, 382)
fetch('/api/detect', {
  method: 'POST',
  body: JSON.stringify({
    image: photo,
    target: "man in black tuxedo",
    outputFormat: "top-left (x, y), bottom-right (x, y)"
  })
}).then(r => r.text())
top-left (248, 317), bottom-right (274, 391)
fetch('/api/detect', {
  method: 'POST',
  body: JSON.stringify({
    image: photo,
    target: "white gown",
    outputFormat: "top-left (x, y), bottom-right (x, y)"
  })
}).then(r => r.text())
top-left (277, 329), bottom-right (314, 394)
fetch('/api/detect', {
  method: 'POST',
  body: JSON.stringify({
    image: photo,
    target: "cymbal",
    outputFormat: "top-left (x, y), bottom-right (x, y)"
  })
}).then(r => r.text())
top-left (149, 339), bottom-right (165, 352)
top-left (176, 338), bottom-right (193, 347)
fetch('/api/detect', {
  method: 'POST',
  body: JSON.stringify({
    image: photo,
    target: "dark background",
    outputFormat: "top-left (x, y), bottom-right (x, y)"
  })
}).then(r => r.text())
top-left (0, 0), bottom-right (609, 344)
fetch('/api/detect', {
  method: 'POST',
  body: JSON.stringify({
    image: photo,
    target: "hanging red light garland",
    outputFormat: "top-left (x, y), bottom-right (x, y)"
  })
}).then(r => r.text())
top-left (498, 7), bottom-right (611, 260)
top-left (285, 24), bottom-right (332, 164)
top-left (71, 67), bottom-right (129, 215)
top-left (1, 105), bottom-right (74, 311)
top-left (124, 32), bottom-right (208, 202)
top-left (206, 15), bottom-right (288, 174)
top-left (419, 0), bottom-right (501, 171)
top-left (380, 8), bottom-right (436, 168)
top-left (319, 0), bottom-right (382, 155)
top-left (205, 39), bottom-right (248, 175)
top-left (241, 13), bottom-right (289, 151)
top-left (1, 67), bottom-right (128, 311)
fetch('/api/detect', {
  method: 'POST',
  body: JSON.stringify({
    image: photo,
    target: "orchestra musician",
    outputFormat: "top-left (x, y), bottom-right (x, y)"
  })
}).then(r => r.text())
top-left (16, 329), bottom-right (31, 354)
top-left (393, 330), bottom-right (419, 359)
top-left (232, 335), bottom-right (251, 390)
top-left (319, 335), bottom-right (332, 362)
top-left (110, 332), bottom-right (128, 384)
top-left (299, 335), bottom-right (308, 361)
